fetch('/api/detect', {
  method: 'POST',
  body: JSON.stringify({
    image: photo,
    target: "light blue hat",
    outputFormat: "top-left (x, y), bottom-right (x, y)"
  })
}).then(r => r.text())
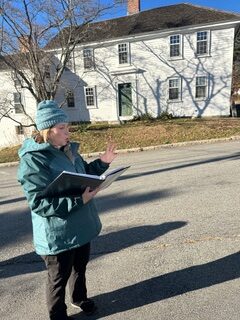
top-left (36, 100), bottom-right (69, 130)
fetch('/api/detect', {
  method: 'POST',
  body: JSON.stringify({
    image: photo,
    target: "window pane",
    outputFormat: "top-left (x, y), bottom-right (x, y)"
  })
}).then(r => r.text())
top-left (196, 31), bottom-right (208, 55)
top-left (170, 45), bottom-right (180, 57)
top-left (196, 76), bottom-right (207, 98)
top-left (197, 41), bottom-right (207, 55)
top-left (169, 88), bottom-right (179, 100)
top-left (13, 92), bottom-right (21, 103)
top-left (118, 43), bottom-right (128, 64)
top-left (44, 65), bottom-right (51, 78)
top-left (13, 93), bottom-right (23, 113)
top-left (85, 87), bottom-right (95, 106)
top-left (196, 87), bottom-right (206, 98)
top-left (83, 49), bottom-right (94, 69)
top-left (169, 79), bottom-right (180, 100)
top-left (170, 35), bottom-right (180, 57)
top-left (13, 72), bottom-right (21, 86)
top-left (15, 125), bottom-right (24, 135)
top-left (169, 79), bottom-right (179, 88)
top-left (66, 90), bottom-right (75, 107)
top-left (197, 31), bottom-right (207, 41)
top-left (196, 76), bottom-right (207, 86)
top-left (170, 35), bottom-right (180, 44)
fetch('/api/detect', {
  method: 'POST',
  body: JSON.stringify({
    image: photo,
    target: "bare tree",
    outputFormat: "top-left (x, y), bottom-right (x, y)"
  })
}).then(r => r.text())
top-left (0, 0), bottom-right (121, 126)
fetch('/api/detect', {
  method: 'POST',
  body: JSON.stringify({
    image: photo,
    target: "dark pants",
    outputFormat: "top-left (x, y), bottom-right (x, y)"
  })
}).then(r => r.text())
top-left (41, 242), bottom-right (90, 320)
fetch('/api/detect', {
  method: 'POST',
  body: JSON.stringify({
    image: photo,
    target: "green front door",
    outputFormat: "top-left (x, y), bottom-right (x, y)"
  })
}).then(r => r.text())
top-left (118, 83), bottom-right (133, 117)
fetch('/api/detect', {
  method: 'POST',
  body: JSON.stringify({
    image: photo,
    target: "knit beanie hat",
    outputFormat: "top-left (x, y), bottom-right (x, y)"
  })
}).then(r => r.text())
top-left (36, 100), bottom-right (69, 130)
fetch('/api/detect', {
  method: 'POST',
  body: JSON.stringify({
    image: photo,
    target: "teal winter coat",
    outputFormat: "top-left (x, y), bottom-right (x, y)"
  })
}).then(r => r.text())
top-left (17, 138), bottom-right (109, 255)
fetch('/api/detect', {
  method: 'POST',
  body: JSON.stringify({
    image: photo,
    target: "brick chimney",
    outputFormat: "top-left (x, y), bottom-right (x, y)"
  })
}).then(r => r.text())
top-left (127, 0), bottom-right (140, 15)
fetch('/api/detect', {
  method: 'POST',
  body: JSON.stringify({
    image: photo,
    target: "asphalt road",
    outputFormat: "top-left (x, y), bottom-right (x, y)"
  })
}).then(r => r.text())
top-left (0, 140), bottom-right (240, 320)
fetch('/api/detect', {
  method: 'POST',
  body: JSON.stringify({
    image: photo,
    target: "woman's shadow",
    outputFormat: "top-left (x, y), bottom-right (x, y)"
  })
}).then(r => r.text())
top-left (0, 221), bottom-right (186, 279)
top-left (72, 251), bottom-right (240, 319)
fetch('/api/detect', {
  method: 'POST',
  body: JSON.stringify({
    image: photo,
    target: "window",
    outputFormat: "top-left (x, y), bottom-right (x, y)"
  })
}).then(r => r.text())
top-left (83, 48), bottom-right (94, 70)
top-left (65, 55), bottom-right (73, 71)
top-left (44, 65), bottom-right (51, 79)
top-left (170, 35), bottom-right (181, 57)
top-left (13, 92), bottom-right (23, 113)
top-left (66, 90), bottom-right (75, 108)
top-left (15, 125), bottom-right (24, 135)
top-left (85, 87), bottom-right (96, 107)
top-left (118, 43), bottom-right (129, 65)
top-left (196, 31), bottom-right (208, 55)
top-left (169, 78), bottom-right (181, 100)
top-left (13, 72), bottom-right (21, 86)
top-left (195, 76), bottom-right (208, 99)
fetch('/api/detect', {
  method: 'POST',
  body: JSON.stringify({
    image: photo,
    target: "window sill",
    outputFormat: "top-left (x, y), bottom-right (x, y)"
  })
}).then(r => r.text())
top-left (167, 99), bottom-right (183, 103)
top-left (195, 54), bottom-right (211, 58)
top-left (118, 62), bottom-right (131, 66)
top-left (168, 56), bottom-right (184, 61)
top-left (83, 68), bottom-right (96, 73)
top-left (86, 105), bottom-right (97, 110)
top-left (194, 97), bottom-right (209, 101)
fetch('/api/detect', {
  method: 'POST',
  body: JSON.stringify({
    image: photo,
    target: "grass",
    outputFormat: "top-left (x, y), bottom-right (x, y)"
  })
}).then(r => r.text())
top-left (1, 117), bottom-right (240, 164)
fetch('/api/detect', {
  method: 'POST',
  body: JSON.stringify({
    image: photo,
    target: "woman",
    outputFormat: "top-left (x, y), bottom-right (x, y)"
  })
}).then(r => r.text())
top-left (17, 100), bottom-right (117, 320)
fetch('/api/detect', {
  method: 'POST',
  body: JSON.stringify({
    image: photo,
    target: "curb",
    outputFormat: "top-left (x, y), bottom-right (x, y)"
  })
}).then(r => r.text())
top-left (1, 135), bottom-right (240, 168)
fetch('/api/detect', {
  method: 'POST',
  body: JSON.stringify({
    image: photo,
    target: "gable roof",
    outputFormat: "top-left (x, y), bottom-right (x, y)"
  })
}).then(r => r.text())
top-left (46, 3), bottom-right (240, 49)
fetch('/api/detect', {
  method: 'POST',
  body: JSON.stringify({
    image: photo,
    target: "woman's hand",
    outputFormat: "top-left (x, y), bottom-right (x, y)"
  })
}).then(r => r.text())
top-left (100, 143), bottom-right (117, 164)
top-left (82, 187), bottom-right (99, 204)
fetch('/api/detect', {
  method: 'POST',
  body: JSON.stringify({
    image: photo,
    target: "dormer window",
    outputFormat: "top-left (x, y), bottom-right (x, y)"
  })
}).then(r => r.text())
top-left (118, 43), bottom-right (130, 65)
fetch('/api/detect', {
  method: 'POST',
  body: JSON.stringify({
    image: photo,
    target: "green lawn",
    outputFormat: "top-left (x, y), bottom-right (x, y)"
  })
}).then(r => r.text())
top-left (1, 118), bottom-right (240, 164)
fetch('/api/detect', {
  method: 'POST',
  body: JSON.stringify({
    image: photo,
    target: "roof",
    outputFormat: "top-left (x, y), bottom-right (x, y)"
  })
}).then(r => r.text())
top-left (46, 3), bottom-right (240, 49)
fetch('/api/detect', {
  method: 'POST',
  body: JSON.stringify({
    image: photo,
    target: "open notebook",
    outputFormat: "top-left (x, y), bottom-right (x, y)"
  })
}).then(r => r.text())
top-left (39, 165), bottom-right (130, 198)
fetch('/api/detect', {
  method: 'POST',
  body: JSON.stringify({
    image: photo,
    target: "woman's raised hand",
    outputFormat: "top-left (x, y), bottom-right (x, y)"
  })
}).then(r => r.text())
top-left (100, 143), bottom-right (117, 164)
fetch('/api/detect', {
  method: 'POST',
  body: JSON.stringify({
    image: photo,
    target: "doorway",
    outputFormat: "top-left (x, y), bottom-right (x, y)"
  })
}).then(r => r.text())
top-left (118, 83), bottom-right (133, 117)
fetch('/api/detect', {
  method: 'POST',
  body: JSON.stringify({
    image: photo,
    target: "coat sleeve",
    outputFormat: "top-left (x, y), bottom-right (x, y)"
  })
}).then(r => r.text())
top-left (79, 156), bottom-right (109, 175)
top-left (18, 154), bottom-right (83, 218)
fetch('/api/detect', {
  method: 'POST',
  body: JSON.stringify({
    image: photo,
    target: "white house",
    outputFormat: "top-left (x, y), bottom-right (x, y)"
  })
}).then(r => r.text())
top-left (0, 1), bottom-right (240, 148)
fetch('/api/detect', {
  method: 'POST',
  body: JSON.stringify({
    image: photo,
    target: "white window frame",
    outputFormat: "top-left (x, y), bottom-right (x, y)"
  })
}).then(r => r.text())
top-left (118, 43), bottom-right (130, 65)
top-left (13, 92), bottom-right (23, 113)
top-left (84, 86), bottom-right (97, 109)
top-left (195, 75), bottom-right (208, 100)
top-left (169, 34), bottom-right (182, 59)
top-left (83, 48), bottom-right (95, 70)
top-left (196, 31), bottom-right (210, 56)
top-left (168, 77), bottom-right (181, 101)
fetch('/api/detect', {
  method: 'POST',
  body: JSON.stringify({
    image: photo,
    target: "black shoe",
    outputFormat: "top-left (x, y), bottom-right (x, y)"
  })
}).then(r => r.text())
top-left (71, 299), bottom-right (97, 315)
